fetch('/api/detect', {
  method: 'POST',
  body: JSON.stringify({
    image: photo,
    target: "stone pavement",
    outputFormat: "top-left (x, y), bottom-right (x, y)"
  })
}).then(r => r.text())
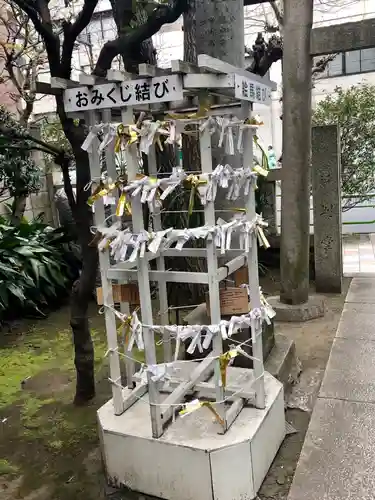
top-left (288, 277), bottom-right (375, 500)
top-left (343, 234), bottom-right (375, 275)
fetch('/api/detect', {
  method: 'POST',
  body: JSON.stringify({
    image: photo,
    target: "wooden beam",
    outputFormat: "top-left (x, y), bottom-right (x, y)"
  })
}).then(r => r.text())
top-left (107, 69), bottom-right (132, 82)
top-left (161, 356), bottom-right (215, 426)
top-left (217, 254), bottom-right (247, 281)
top-left (138, 64), bottom-right (170, 77)
top-left (132, 378), bottom-right (256, 401)
top-left (171, 60), bottom-right (200, 74)
top-left (50, 77), bottom-right (81, 89)
top-left (311, 18), bottom-right (375, 56)
top-left (107, 268), bottom-right (211, 284)
top-left (122, 384), bottom-right (148, 412)
top-left (183, 73), bottom-right (235, 89)
top-left (197, 54), bottom-right (277, 90)
top-left (35, 81), bottom-right (62, 96)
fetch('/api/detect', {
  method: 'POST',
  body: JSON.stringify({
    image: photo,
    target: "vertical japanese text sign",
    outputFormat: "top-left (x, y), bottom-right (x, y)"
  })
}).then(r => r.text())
top-left (64, 75), bottom-right (183, 112)
top-left (234, 74), bottom-right (272, 106)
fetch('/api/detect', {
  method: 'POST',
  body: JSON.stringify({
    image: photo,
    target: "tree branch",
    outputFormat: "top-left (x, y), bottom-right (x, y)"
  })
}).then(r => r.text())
top-left (94, 0), bottom-right (189, 76)
top-left (11, 0), bottom-right (54, 43)
top-left (244, 0), bottom-right (271, 4)
top-left (60, 0), bottom-right (99, 78)
top-left (269, 1), bottom-right (283, 26)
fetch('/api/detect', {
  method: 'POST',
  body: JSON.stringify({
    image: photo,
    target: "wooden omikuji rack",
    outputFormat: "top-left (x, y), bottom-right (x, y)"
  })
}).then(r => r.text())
top-left (61, 55), bottom-right (275, 439)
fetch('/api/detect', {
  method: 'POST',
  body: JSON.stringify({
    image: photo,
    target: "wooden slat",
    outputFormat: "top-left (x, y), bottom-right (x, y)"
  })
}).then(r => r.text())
top-left (123, 384), bottom-right (148, 412)
top-left (161, 356), bottom-right (216, 425)
top-left (219, 398), bottom-right (245, 434)
top-left (217, 255), bottom-right (247, 281)
top-left (107, 268), bottom-right (211, 284)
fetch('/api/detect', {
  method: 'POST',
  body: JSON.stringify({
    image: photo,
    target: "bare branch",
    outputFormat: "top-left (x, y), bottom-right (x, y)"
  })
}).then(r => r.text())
top-left (269, 1), bottom-right (283, 26)
top-left (60, 0), bottom-right (99, 78)
top-left (11, 0), bottom-right (54, 43)
top-left (312, 54), bottom-right (337, 78)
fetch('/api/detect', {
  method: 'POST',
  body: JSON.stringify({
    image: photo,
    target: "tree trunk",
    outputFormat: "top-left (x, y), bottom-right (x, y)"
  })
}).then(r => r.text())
top-left (194, 0), bottom-right (244, 212)
top-left (280, 0), bottom-right (313, 305)
top-left (195, 0), bottom-right (244, 67)
top-left (10, 193), bottom-right (27, 225)
top-left (68, 144), bottom-right (98, 404)
top-left (182, 0), bottom-right (201, 174)
top-left (55, 93), bottom-right (98, 404)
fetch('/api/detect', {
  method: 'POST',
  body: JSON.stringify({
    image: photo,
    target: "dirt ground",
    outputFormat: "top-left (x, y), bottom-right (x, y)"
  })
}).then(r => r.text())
top-left (0, 276), bottom-right (350, 500)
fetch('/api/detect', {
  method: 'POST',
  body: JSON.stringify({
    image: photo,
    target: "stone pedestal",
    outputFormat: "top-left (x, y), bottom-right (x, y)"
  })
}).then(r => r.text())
top-left (183, 303), bottom-right (275, 368)
top-left (98, 368), bottom-right (285, 500)
top-left (312, 125), bottom-right (342, 293)
top-left (267, 294), bottom-right (325, 322)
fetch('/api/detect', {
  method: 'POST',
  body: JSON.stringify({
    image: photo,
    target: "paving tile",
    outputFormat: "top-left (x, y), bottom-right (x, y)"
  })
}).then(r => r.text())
top-left (320, 338), bottom-right (375, 402)
top-left (337, 303), bottom-right (375, 341)
top-left (346, 277), bottom-right (375, 303)
top-left (288, 398), bottom-right (375, 500)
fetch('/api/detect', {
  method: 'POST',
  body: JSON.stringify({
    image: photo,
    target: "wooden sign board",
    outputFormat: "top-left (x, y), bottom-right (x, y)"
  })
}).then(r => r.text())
top-left (234, 74), bottom-right (272, 106)
top-left (234, 266), bottom-right (249, 287)
top-left (206, 287), bottom-right (249, 316)
top-left (64, 75), bottom-right (183, 113)
top-left (96, 284), bottom-right (140, 306)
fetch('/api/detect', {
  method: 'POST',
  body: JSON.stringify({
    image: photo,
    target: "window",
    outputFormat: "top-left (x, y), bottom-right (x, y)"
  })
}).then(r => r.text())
top-left (327, 53), bottom-right (343, 77)
top-left (316, 48), bottom-right (375, 78)
top-left (360, 48), bottom-right (375, 72)
top-left (345, 50), bottom-right (361, 74)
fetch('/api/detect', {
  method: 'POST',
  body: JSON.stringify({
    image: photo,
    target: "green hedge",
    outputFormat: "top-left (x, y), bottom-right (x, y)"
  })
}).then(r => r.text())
top-left (0, 216), bottom-right (81, 321)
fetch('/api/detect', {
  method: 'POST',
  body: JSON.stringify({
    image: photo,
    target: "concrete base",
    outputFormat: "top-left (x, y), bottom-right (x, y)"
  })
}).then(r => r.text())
top-left (265, 333), bottom-right (300, 393)
top-left (183, 303), bottom-right (275, 367)
top-left (267, 295), bottom-right (325, 322)
top-left (98, 368), bottom-right (285, 500)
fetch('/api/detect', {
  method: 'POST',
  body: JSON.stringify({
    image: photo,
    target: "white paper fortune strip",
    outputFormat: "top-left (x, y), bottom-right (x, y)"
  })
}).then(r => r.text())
top-left (115, 306), bottom-right (271, 356)
top-left (95, 213), bottom-right (268, 263)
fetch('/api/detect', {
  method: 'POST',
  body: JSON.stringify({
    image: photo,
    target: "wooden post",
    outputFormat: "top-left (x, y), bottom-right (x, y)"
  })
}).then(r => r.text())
top-left (122, 108), bottom-right (163, 438)
top-left (102, 108), bottom-right (133, 388)
top-left (86, 110), bottom-right (124, 415)
top-left (243, 103), bottom-right (265, 409)
top-left (148, 146), bottom-right (172, 362)
top-left (199, 126), bottom-right (226, 428)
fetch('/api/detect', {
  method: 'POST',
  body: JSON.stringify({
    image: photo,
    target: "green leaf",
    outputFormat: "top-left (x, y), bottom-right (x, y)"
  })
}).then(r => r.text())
top-left (8, 283), bottom-right (26, 302)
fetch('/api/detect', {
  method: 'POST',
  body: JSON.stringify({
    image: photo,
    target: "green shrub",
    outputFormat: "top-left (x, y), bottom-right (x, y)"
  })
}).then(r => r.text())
top-left (0, 215), bottom-right (81, 321)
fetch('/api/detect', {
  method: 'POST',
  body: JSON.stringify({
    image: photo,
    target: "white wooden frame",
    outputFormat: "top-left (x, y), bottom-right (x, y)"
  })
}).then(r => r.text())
top-left (62, 55), bottom-right (272, 438)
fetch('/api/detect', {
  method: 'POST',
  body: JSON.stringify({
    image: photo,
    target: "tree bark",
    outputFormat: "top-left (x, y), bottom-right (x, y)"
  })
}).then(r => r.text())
top-left (55, 95), bottom-right (98, 404)
top-left (182, 0), bottom-right (200, 174)
top-left (10, 192), bottom-right (27, 225)
top-left (280, 0), bottom-right (313, 305)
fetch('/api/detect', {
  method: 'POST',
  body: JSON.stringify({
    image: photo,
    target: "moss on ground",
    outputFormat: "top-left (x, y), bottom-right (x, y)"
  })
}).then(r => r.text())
top-left (0, 305), bottom-right (111, 500)
top-left (0, 303), bottom-right (168, 500)
top-left (0, 459), bottom-right (19, 477)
